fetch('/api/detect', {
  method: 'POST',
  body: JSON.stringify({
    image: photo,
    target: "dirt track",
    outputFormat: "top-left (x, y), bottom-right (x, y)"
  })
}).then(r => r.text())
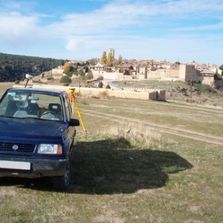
top-left (84, 109), bottom-right (223, 146)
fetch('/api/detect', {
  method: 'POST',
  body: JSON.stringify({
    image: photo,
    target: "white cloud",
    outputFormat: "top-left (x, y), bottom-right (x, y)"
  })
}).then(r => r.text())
top-left (66, 39), bottom-right (79, 52)
top-left (0, 13), bottom-right (39, 45)
top-left (66, 34), bottom-right (222, 64)
top-left (66, 39), bottom-right (76, 52)
top-left (48, 0), bottom-right (223, 39)
top-left (48, 0), bottom-right (222, 63)
top-left (0, 0), bottom-right (222, 64)
top-left (0, 0), bottom-right (36, 14)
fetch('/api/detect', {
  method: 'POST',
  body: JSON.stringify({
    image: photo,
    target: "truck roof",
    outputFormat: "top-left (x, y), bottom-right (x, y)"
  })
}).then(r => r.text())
top-left (8, 87), bottom-right (66, 95)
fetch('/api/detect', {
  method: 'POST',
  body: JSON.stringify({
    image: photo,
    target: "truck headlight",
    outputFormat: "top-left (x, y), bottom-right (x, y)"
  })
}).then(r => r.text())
top-left (37, 144), bottom-right (62, 155)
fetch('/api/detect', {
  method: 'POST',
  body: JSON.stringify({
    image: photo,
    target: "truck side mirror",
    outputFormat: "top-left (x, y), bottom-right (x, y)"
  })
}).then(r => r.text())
top-left (69, 118), bottom-right (80, 126)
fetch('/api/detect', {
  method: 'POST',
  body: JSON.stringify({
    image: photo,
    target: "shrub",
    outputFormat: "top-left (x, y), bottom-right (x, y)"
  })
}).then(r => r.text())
top-left (194, 83), bottom-right (216, 94)
top-left (86, 70), bottom-right (93, 80)
top-left (124, 70), bottom-right (130, 75)
top-left (214, 73), bottom-right (222, 81)
top-left (98, 81), bottom-right (104, 88)
top-left (66, 72), bottom-right (73, 78)
top-left (105, 84), bottom-right (111, 89)
top-left (119, 68), bottom-right (123, 73)
top-left (47, 76), bottom-right (54, 80)
top-left (78, 69), bottom-right (85, 77)
top-left (60, 75), bottom-right (72, 85)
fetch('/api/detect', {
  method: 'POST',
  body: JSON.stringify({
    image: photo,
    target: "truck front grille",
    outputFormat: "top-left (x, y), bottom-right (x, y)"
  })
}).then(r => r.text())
top-left (0, 142), bottom-right (36, 153)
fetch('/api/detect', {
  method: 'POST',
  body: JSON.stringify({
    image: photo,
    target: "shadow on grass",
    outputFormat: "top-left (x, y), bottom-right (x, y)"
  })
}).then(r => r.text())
top-left (71, 137), bottom-right (192, 194)
top-left (0, 137), bottom-right (193, 194)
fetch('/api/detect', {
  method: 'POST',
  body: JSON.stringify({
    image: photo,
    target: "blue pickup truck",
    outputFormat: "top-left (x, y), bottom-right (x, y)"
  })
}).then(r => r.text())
top-left (0, 87), bottom-right (79, 190)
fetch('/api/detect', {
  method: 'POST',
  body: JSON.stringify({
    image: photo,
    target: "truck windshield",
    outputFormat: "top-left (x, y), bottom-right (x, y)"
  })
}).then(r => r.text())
top-left (0, 90), bottom-right (64, 121)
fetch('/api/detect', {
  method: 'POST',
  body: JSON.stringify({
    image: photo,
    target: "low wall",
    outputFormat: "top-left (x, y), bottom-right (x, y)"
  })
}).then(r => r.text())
top-left (13, 84), bottom-right (166, 101)
top-left (148, 90), bottom-right (166, 101)
top-left (92, 70), bottom-right (121, 80)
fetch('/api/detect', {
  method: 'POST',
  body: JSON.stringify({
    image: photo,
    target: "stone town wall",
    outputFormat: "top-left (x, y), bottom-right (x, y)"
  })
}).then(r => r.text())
top-left (202, 76), bottom-right (214, 86)
top-left (14, 84), bottom-right (166, 101)
top-left (185, 65), bottom-right (202, 82)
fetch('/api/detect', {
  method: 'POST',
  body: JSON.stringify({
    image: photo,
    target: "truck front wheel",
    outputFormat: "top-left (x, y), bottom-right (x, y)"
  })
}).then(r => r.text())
top-left (52, 161), bottom-right (71, 191)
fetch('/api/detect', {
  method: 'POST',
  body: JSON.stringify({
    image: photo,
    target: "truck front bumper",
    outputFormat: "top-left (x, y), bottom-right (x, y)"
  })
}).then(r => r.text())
top-left (0, 156), bottom-right (68, 178)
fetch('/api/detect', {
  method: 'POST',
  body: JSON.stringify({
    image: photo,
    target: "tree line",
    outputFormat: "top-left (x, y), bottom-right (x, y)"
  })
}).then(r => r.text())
top-left (100, 50), bottom-right (123, 66)
top-left (0, 52), bottom-right (64, 82)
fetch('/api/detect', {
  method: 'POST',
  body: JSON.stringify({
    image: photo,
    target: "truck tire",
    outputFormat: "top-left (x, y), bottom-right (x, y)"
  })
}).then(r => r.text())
top-left (52, 161), bottom-right (71, 191)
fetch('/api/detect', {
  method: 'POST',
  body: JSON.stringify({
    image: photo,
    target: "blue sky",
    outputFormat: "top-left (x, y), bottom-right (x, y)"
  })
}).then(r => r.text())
top-left (0, 0), bottom-right (222, 64)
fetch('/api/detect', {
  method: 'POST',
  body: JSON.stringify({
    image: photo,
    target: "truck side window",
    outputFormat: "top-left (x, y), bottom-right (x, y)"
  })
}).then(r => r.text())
top-left (63, 95), bottom-right (71, 121)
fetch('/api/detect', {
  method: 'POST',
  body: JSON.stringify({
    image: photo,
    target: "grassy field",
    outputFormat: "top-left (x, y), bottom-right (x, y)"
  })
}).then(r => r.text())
top-left (112, 80), bottom-right (188, 90)
top-left (0, 94), bottom-right (223, 223)
top-left (80, 97), bottom-right (223, 138)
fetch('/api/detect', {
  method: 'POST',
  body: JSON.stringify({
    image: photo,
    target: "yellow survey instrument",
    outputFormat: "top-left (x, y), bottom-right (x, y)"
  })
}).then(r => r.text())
top-left (68, 88), bottom-right (87, 136)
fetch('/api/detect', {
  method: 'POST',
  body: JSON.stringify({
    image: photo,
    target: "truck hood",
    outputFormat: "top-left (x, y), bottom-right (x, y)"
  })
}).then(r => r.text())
top-left (0, 117), bottom-right (67, 143)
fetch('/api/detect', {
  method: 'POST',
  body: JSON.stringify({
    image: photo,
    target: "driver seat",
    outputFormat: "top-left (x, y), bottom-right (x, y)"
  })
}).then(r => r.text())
top-left (41, 103), bottom-right (63, 121)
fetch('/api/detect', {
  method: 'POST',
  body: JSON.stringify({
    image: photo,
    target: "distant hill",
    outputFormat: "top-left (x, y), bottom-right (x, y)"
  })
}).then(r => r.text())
top-left (0, 52), bottom-right (65, 82)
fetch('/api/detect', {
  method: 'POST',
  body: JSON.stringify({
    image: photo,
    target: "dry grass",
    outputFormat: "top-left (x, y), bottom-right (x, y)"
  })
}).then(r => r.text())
top-left (96, 124), bottom-right (163, 149)
top-left (80, 97), bottom-right (223, 137)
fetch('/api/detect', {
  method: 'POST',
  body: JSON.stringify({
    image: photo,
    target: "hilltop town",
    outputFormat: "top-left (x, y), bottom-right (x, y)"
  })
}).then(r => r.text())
top-left (2, 49), bottom-right (221, 107)
top-left (48, 49), bottom-right (223, 89)
top-left (20, 49), bottom-right (220, 108)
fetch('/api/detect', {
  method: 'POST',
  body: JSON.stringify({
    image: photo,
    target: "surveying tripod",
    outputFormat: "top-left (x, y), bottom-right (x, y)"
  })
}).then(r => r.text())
top-left (68, 88), bottom-right (87, 136)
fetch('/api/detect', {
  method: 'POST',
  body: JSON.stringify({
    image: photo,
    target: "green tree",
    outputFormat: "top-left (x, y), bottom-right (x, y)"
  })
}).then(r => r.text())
top-left (100, 51), bottom-right (107, 65)
top-left (63, 62), bottom-right (74, 77)
top-left (0, 52), bottom-right (64, 82)
top-left (214, 69), bottom-right (222, 81)
top-left (107, 51), bottom-right (114, 66)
